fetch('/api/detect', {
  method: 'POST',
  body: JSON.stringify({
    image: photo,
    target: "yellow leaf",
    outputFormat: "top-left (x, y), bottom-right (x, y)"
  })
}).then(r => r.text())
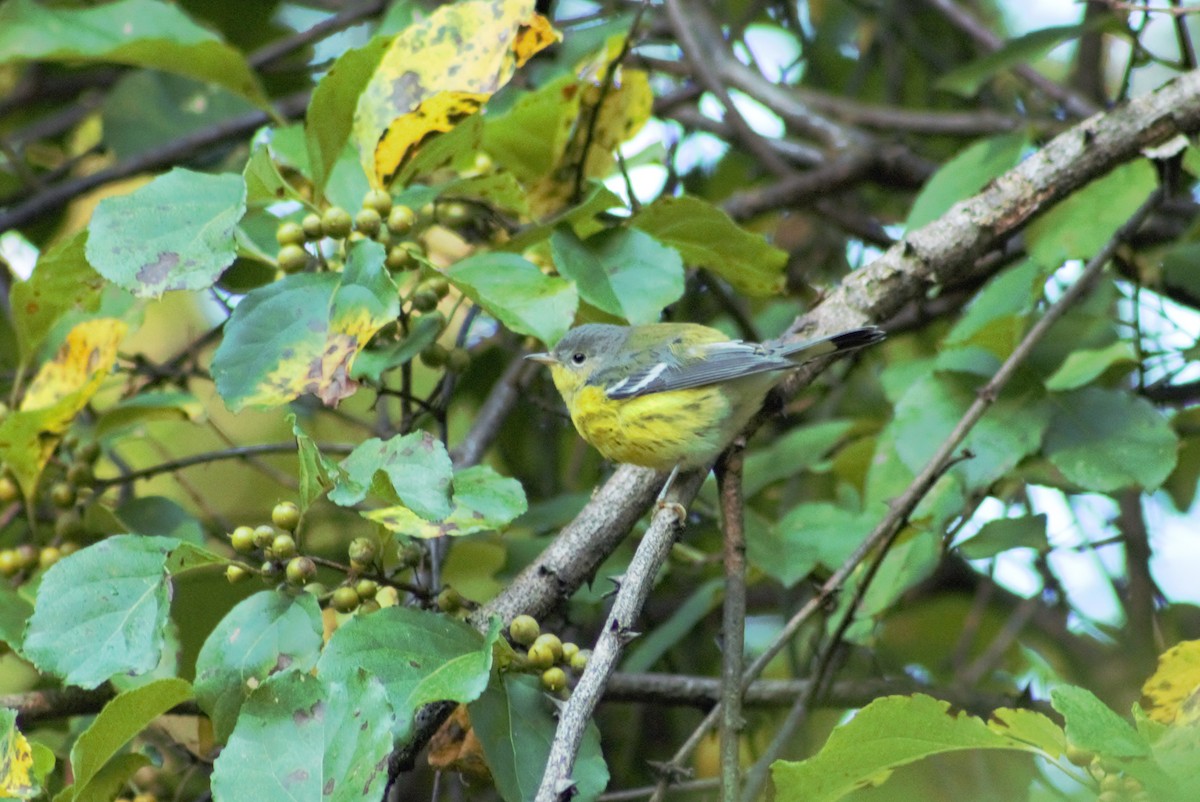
top-left (353, 0), bottom-right (558, 187)
top-left (527, 53), bottom-right (652, 217)
top-left (0, 717), bottom-right (36, 798)
top-left (20, 318), bottom-right (127, 412)
top-left (1141, 639), bottom-right (1200, 724)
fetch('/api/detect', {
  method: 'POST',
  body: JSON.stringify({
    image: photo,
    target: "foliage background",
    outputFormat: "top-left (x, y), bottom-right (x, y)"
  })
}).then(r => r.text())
top-left (2, 1), bottom-right (1200, 801)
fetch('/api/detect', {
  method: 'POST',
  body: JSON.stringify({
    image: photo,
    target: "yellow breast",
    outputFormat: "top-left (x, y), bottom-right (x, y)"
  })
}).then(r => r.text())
top-left (567, 384), bottom-right (738, 471)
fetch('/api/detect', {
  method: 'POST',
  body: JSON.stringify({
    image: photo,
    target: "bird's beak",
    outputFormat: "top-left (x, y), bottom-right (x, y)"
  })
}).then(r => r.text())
top-left (525, 352), bottom-right (556, 365)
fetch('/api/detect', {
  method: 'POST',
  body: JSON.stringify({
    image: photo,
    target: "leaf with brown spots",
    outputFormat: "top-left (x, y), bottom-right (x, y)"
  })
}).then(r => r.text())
top-left (352, 0), bottom-right (558, 187)
top-left (211, 240), bottom-right (399, 411)
top-left (86, 168), bottom-right (246, 298)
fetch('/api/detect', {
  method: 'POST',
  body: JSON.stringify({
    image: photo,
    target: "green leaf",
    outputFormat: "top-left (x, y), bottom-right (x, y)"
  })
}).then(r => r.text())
top-left (23, 536), bottom-right (187, 688)
top-left (631, 195), bottom-right (786, 297)
top-left (330, 430), bottom-right (454, 520)
top-left (550, 227), bottom-right (684, 324)
top-left (470, 674), bottom-right (609, 802)
top-left (1051, 685), bottom-right (1150, 759)
top-left (936, 24), bottom-right (1091, 96)
top-left (0, 584), bottom-right (32, 653)
top-left (956, 514), bottom-right (1048, 559)
top-left (771, 694), bottom-right (1049, 802)
top-left (1162, 242), bottom-right (1200, 300)
top-left (1025, 160), bottom-right (1157, 269)
top-left (739, 420), bottom-right (856, 498)
top-left (623, 578), bottom-right (723, 672)
top-left (70, 678), bottom-right (192, 801)
top-left (942, 260), bottom-right (1048, 360)
top-left (751, 503), bottom-right (873, 587)
top-left (0, 707), bottom-right (39, 799)
top-left (94, 391), bottom-right (205, 440)
top-left (0, 0), bottom-right (268, 107)
top-left (306, 34), bottom-right (392, 193)
top-left (86, 168), bottom-right (247, 298)
top-left (290, 415), bottom-right (341, 511)
top-left (103, 71), bottom-right (257, 162)
top-left (502, 182), bottom-right (624, 254)
top-left (211, 240), bottom-right (399, 410)
top-left (210, 670), bottom-right (394, 802)
top-left (194, 590), bottom-right (324, 742)
top-left (447, 253), bottom-right (577, 345)
top-left (351, 311), bottom-right (445, 381)
top-left (906, 133), bottom-right (1027, 229)
top-left (114, 496), bottom-right (204, 545)
top-left (1043, 341), bottom-right (1137, 391)
top-left (893, 373), bottom-right (1052, 492)
top-left (9, 232), bottom-right (105, 364)
top-left (59, 752), bottom-right (149, 802)
top-left (243, 145), bottom-right (304, 206)
top-left (482, 72), bottom-right (580, 183)
top-left (317, 607), bottom-right (498, 740)
top-left (1043, 388), bottom-right (1178, 491)
top-left (365, 463), bottom-right (528, 539)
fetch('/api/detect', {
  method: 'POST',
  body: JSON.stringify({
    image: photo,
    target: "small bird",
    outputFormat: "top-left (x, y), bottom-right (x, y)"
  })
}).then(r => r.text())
top-left (527, 322), bottom-right (884, 499)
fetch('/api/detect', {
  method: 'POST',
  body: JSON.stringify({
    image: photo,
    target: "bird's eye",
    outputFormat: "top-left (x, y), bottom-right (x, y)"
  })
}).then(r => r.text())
top-left (571, 352), bottom-right (587, 365)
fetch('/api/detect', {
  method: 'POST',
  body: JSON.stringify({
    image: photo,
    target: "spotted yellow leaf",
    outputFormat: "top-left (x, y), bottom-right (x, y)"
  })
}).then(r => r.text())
top-left (20, 318), bottom-right (126, 412)
top-left (1142, 640), bottom-right (1200, 725)
top-left (0, 318), bottom-right (126, 505)
top-left (352, 0), bottom-right (558, 187)
top-left (211, 240), bottom-right (399, 411)
top-left (0, 709), bottom-right (36, 799)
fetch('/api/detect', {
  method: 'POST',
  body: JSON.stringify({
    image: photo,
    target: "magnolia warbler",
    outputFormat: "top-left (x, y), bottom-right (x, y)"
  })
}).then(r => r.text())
top-left (527, 322), bottom-right (884, 495)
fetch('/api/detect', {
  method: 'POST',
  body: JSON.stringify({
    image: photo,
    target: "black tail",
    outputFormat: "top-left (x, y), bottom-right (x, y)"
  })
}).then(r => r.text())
top-left (779, 326), bottom-right (886, 364)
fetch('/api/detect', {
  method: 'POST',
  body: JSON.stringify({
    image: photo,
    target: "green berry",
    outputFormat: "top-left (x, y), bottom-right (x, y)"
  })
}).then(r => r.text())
top-left (359, 599), bottom-right (381, 614)
top-left (230, 525), bottom-right (257, 554)
top-left (276, 221), bottom-right (306, 246)
top-left (424, 277), bottom-right (450, 298)
top-left (355, 579), bottom-right (378, 599)
top-left (285, 556), bottom-right (317, 585)
top-left (0, 475), bottom-right (17, 503)
top-left (1064, 743), bottom-right (1093, 767)
top-left (260, 560), bottom-right (281, 579)
top-left (277, 243), bottom-right (309, 273)
top-left (387, 205), bottom-right (415, 235)
top-left (411, 289), bottom-right (439, 313)
top-left (50, 481), bottom-right (76, 508)
top-left (77, 441), bottom-right (101, 464)
top-left (569, 649), bottom-right (590, 672)
top-left (14, 544), bottom-right (36, 569)
top-left (321, 206), bottom-right (353, 239)
top-left (301, 213), bottom-right (324, 240)
top-left (386, 244), bottom-right (415, 271)
top-left (440, 201), bottom-right (471, 227)
top-left (376, 585), bottom-right (400, 607)
top-left (54, 510), bottom-right (83, 539)
top-left (561, 641), bottom-right (579, 663)
top-left (331, 585), bottom-right (360, 613)
top-left (541, 666), bottom-right (567, 692)
top-left (348, 537), bottom-right (378, 569)
top-left (253, 525), bottom-right (276, 549)
top-left (226, 564), bottom-right (250, 583)
top-left (437, 586), bottom-right (464, 613)
top-left (272, 501), bottom-right (301, 531)
top-left (509, 615), bottom-right (540, 646)
top-left (447, 347), bottom-right (471, 373)
top-left (527, 643), bottom-right (555, 670)
top-left (419, 310), bottom-right (447, 333)
top-left (532, 633), bottom-right (563, 662)
top-left (270, 533), bottom-right (297, 560)
top-left (66, 462), bottom-right (93, 487)
top-left (0, 550), bottom-right (17, 575)
top-left (355, 207), bottom-right (382, 237)
top-left (363, 188), bottom-right (393, 216)
top-left (397, 542), bottom-right (423, 568)
top-left (38, 547), bottom-right (61, 569)
top-left (304, 581), bottom-right (327, 597)
top-left (419, 342), bottom-right (449, 368)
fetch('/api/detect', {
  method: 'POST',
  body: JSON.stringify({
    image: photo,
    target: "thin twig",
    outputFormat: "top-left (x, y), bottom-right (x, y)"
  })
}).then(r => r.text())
top-left (92, 441), bottom-right (355, 489)
top-left (716, 447), bottom-right (747, 802)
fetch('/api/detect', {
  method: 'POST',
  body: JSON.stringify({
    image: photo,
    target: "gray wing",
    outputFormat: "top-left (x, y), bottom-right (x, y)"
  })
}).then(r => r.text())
top-left (602, 341), bottom-right (793, 400)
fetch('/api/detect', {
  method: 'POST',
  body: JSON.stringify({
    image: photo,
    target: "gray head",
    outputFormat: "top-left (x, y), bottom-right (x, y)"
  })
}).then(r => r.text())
top-left (526, 324), bottom-right (630, 376)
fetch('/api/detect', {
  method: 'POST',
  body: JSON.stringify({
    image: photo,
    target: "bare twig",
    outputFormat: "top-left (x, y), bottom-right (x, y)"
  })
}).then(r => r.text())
top-left (716, 448), bottom-right (747, 802)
